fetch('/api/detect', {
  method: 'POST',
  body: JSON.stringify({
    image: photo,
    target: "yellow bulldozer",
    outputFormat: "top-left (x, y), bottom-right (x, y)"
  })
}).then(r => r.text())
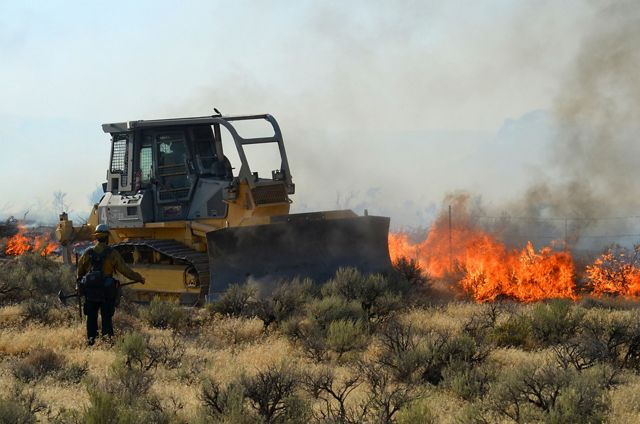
top-left (56, 112), bottom-right (391, 304)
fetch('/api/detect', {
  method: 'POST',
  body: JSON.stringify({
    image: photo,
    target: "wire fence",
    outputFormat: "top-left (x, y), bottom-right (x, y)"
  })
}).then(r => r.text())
top-left (471, 214), bottom-right (640, 242)
top-left (394, 213), bottom-right (640, 257)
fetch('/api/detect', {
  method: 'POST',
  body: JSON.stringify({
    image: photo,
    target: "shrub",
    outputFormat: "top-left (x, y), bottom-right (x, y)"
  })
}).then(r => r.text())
top-left (325, 319), bottom-right (369, 358)
top-left (240, 363), bottom-right (304, 423)
top-left (141, 297), bottom-right (186, 329)
top-left (253, 278), bottom-right (315, 329)
top-left (12, 348), bottom-right (65, 383)
top-left (530, 299), bottom-right (582, 346)
top-left (490, 314), bottom-right (534, 349)
top-left (21, 299), bottom-right (52, 323)
top-left (393, 256), bottom-right (429, 286)
top-left (368, 292), bottom-right (403, 324)
top-left (214, 317), bottom-right (264, 347)
top-left (284, 295), bottom-right (369, 361)
top-left (487, 357), bottom-right (614, 423)
top-left (0, 386), bottom-right (46, 424)
top-left (108, 361), bottom-right (154, 401)
top-left (104, 332), bottom-right (184, 403)
top-left (0, 398), bottom-right (35, 424)
top-left (553, 338), bottom-right (605, 371)
top-left (177, 357), bottom-right (208, 385)
top-left (574, 309), bottom-right (638, 368)
top-left (442, 362), bottom-right (495, 401)
top-left (376, 321), bottom-right (486, 386)
top-left (305, 296), bottom-right (364, 330)
top-left (455, 402), bottom-right (494, 424)
top-left (155, 331), bottom-right (186, 369)
top-left (209, 283), bottom-right (257, 317)
top-left (0, 254), bottom-right (75, 302)
top-left (199, 378), bottom-right (249, 423)
top-left (435, 333), bottom-right (484, 364)
top-left (396, 399), bottom-right (435, 424)
top-left (578, 295), bottom-right (640, 310)
top-left (321, 267), bottom-right (365, 301)
top-left (77, 332), bottom-right (183, 423)
top-left (463, 303), bottom-right (503, 343)
top-left (81, 387), bottom-right (173, 424)
top-left (115, 331), bottom-right (182, 372)
top-left (301, 367), bottom-right (362, 423)
top-left (422, 333), bottom-right (486, 385)
top-left (358, 360), bottom-right (422, 423)
top-left (57, 362), bottom-right (88, 384)
top-left (201, 365), bottom-right (309, 423)
top-left (82, 389), bottom-right (121, 424)
top-left (489, 358), bottom-right (568, 422)
top-left (117, 332), bottom-right (148, 368)
top-left (322, 268), bottom-right (401, 323)
top-left (548, 366), bottom-right (610, 423)
top-left (281, 318), bottom-right (328, 362)
top-left (376, 319), bottom-right (429, 384)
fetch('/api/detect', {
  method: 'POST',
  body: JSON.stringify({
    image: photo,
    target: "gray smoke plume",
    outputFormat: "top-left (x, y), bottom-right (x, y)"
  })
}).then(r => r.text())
top-left (167, 1), bottom-right (639, 250)
top-left (503, 0), bottom-right (640, 250)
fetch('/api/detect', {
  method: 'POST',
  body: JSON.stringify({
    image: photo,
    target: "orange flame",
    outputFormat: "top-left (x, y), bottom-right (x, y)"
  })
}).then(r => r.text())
top-left (389, 202), bottom-right (576, 302)
top-left (4, 226), bottom-right (59, 257)
top-left (586, 246), bottom-right (640, 296)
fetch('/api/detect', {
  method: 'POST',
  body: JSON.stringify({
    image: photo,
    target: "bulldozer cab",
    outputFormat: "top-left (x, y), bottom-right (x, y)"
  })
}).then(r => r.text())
top-left (101, 114), bottom-right (294, 225)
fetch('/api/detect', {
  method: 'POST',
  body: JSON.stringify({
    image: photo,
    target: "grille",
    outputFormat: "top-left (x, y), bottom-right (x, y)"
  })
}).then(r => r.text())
top-left (158, 163), bottom-right (186, 176)
top-left (110, 137), bottom-right (128, 177)
top-left (251, 184), bottom-right (288, 205)
top-left (159, 189), bottom-right (190, 201)
top-left (140, 147), bottom-right (152, 183)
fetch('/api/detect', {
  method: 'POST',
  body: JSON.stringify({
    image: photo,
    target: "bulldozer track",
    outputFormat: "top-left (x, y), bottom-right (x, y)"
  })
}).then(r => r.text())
top-left (112, 239), bottom-right (210, 303)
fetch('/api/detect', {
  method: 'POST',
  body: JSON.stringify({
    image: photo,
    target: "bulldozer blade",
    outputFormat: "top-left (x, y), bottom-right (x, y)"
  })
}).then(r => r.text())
top-left (206, 214), bottom-right (391, 299)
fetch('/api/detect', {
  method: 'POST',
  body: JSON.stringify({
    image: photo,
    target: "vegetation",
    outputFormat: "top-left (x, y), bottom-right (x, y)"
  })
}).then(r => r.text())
top-left (2, 253), bottom-right (640, 422)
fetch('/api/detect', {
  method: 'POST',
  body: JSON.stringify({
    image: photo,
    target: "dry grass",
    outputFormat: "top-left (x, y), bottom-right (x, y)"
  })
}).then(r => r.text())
top-left (400, 302), bottom-right (487, 335)
top-left (0, 323), bottom-right (85, 355)
top-left (609, 375), bottom-right (640, 424)
top-left (0, 304), bottom-right (23, 327)
top-left (1, 294), bottom-right (640, 422)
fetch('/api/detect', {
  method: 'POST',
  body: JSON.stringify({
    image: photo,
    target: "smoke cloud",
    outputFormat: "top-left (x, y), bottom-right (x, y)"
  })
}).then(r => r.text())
top-left (174, 1), bottom-right (597, 231)
top-left (500, 0), bottom-right (640, 250)
top-left (6, 1), bottom-right (634, 243)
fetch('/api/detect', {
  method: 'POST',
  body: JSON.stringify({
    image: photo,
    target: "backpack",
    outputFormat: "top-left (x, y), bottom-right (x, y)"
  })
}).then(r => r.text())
top-left (80, 247), bottom-right (117, 303)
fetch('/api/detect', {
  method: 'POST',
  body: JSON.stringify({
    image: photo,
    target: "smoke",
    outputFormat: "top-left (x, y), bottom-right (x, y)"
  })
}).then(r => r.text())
top-left (389, 0), bottom-right (640, 255)
top-left (553, 0), bottom-right (640, 213)
top-left (168, 1), bottom-right (639, 247)
top-left (501, 0), bottom-right (640, 250)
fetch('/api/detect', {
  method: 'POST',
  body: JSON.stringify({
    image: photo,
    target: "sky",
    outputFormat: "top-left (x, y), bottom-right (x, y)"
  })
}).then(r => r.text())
top-left (0, 0), bottom-right (623, 229)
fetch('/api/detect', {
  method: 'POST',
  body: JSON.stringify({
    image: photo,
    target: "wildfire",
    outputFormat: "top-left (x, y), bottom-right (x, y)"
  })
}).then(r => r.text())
top-left (389, 200), bottom-right (576, 302)
top-left (4, 226), bottom-right (59, 257)
top-left (586, 245), bottom-right (640, 297)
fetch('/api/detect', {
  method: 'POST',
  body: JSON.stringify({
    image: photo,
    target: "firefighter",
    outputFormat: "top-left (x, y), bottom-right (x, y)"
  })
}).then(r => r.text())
top-left (77, 224), bottom-right (144, 345)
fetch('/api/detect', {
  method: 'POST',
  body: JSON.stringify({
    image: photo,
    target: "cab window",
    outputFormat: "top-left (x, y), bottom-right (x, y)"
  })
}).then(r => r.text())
top-left (139, 138), bottom-right (153, 186)
top-left (156, 133), bottom-right (190, 201)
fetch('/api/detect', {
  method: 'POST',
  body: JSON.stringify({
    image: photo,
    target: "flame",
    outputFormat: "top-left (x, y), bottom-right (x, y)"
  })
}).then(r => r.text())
top-left (4, 226), bottom-right (59, 257)
top-left (5, 229), bottom-right (32, 255)
top-left (388, 203), bottom-right (576, 302)
top-left (586, 246), bottom-right (640, 296)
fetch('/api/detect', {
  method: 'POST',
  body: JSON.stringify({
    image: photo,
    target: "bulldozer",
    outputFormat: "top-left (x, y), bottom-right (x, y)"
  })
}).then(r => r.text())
top-left (55, 112), bottom-right (391, 304)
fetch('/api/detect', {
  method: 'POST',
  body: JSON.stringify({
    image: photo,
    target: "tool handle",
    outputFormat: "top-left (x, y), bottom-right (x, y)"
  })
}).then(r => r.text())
top-left (120, 280), bottom-right (145, 287)
top-left (77, 290), bottom-right (82, 320)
